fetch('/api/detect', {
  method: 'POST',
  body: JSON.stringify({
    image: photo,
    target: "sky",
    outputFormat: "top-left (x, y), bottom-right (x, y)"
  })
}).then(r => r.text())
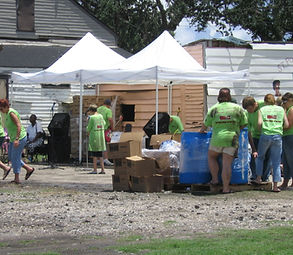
top-left (174, 18), bottom-right (253, 46)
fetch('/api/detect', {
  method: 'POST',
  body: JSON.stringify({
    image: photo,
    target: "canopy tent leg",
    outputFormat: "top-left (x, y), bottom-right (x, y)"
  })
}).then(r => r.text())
top-left (79, 71), bottom-right (83, 163)
top-left (168, 84), bottom-right (172, 115)
top-left (155, 67), bottom-right (159, 135)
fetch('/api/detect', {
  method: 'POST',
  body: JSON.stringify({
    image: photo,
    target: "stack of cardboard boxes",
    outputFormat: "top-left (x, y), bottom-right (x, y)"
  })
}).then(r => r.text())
top-left (111, 132), bottom-right (163, 192)
top-left (111, 132), bottom-right (181, 193)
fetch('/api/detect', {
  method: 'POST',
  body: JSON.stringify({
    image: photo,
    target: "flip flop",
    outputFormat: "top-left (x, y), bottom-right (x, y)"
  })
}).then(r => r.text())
top-left (222, 190), bottom-right (234, 194)
top-left (10, 180), bottom-right (21, 184)
top-left (3, 167), bottom-right (11, 180)
top-left (250, 180), bottom-right (261, 185)
top-left (25, 168), bottom-right (35, 180)
top-left (272, 188), bottom-right (281, 193)
top-left (87, 171), bottom-right (97, 174)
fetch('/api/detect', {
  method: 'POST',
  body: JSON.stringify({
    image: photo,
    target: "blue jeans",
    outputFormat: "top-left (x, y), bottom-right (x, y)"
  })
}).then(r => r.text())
top-left (256, 134), bottom-right (282, 182)
top-left (282, 135), bottom-right (293, 179)
top-left (8, 136), bottom-right (27, 174)
top-left (250, 137), bottom-right (272, 181)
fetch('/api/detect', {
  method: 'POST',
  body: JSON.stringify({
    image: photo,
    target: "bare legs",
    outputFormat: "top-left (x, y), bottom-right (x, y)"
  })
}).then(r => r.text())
top-left (208, 150), bottom-right (234, 193)
top-left (92, 156), bottom-right (105, 174)
top-left (0, 160), bottom-right (11, 180)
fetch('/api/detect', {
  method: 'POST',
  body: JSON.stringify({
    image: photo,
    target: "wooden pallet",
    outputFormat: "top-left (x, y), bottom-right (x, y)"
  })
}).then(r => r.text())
top-left (170, 183), bottom-right (191, 193)
top-left (191, 182), bottom-right (273, 194)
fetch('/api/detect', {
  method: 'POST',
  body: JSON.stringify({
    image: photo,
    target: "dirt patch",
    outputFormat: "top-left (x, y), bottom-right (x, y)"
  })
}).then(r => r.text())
top-left (0, 164), bottom-right (293, 254)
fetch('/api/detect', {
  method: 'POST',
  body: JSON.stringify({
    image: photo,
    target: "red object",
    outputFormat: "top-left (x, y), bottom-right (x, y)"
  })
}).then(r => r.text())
top-left (105, 129), bottom-right (112, 142)
top-left (267, 115), bottom-right (277, 119)
top-left (219, 115), bottom-right (231, 120)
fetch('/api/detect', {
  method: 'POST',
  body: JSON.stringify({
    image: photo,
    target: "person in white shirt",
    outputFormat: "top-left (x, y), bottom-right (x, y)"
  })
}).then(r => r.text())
top-left (26, 114), bottom-right (43, 154)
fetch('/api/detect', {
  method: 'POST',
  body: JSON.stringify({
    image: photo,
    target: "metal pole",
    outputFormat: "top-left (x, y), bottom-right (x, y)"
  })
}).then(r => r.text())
top-left (155, 67), bottom-right (159, 135)
top-left (78, 71), bottom-right (83, 163)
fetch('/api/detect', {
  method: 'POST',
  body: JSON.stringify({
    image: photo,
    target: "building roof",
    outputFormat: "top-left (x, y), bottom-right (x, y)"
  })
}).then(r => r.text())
top-left (0, 40), bottom-right (131, 69)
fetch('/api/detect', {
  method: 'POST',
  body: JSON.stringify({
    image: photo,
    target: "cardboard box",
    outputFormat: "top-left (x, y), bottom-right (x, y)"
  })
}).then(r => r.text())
top-left (126, 156), bottom-right (157, 177)
top-left (150, 134), bottom-right (181, 149)
top-left (130, 175), bottom-right (164, 193)
top-left (108, 140), bottom-right (141, 159)
top-left (150, 134), bottom-right (172, 149)
top-left (120, 132), bottom-right (144, 143)
top-left (107, 132), bottom-right (144, 159)
top-left (112, 175), bottom-right (131, 191)
top-left (142, 149), bottom-right (172, 176)
top-left (113, 158), bottom-right (129, 175)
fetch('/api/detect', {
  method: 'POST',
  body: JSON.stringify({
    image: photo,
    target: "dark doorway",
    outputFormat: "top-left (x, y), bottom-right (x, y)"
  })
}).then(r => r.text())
top-left (121, 104), bottom-right (135, 121)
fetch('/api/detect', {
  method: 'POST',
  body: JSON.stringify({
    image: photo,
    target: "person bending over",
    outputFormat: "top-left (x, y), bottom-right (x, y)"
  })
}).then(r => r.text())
top-left (200, 88), bottom-right (247, 193)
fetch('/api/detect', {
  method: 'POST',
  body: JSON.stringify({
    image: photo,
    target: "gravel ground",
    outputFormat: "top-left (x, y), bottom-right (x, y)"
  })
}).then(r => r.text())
top-left (0, 164), bottom-right (293, 243)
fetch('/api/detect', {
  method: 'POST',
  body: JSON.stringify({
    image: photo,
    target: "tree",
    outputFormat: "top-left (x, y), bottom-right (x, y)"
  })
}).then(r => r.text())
top-left (184, 0), bottom-right (293, 41)
top-left (76, 0), bottom-right (188, 53)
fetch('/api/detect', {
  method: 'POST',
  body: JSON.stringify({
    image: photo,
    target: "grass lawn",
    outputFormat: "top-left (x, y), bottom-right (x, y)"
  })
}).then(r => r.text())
top-left (115, 226), bottom-right (293, 255)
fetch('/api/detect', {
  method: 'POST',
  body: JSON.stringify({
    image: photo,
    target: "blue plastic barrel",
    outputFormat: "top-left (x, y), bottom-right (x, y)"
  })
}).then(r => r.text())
top-left (179, 132), bottom-right (212, 184)
top-left (179, 129), bottom-right (249, 184)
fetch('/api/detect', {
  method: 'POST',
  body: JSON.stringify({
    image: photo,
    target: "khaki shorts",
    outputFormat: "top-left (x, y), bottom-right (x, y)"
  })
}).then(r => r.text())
top-left (209, 145), bottom-right (237, 157)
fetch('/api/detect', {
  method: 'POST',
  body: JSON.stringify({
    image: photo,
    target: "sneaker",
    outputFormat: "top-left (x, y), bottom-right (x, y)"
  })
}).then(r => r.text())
top-left (98, 171), bottom-right (106, 174)
top-left (104, 159), bottom-right (114, 166)
top-left (87, 171), bottom-right (97, 174)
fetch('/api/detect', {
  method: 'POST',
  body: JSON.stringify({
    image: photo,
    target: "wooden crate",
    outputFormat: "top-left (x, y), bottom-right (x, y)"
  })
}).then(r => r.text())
top-left (191, 182), bottom-right (273, 194)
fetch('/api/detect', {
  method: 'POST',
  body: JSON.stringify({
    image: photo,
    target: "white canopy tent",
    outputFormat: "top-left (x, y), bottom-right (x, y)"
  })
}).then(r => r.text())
top-left (12, 31), bottom-right (249, 162)
top-left (12, 32), bottom-right (125, 162)
top-left (82, 31), bottom-right (249, 134)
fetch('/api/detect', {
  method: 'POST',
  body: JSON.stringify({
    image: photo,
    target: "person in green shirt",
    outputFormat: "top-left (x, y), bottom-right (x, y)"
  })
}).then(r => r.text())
top-left (87, 105), bottom-right (106, 174)
top-left (97, 99), bottom-right (114, 166)
top-left (279, 93), bottom-right (293, 190)
top-left (255, 94), bottom-right (289, 192)
top-left (0, 99), bottom-right (35, 184)
top-left (200, 88), bottom-right (247, 193)
top-left (0, 113), bottom-right (11, 180)
top-left (169, 115), bottom-right (184, 134)
top-left (242, 96), bottom-right (271, 181)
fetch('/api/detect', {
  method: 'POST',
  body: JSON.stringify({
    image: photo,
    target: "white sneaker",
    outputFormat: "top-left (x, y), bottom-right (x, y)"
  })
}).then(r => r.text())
top-left (104, 159), bottom-right (114, 166)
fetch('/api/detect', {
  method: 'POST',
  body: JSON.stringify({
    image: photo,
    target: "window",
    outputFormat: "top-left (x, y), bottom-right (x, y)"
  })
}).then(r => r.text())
top-left (41, 84), bottom-right (71, 89)
top-left (121, 104), bottom-right (135, 121)
top-left (16, 0), bottom-right (35, 32)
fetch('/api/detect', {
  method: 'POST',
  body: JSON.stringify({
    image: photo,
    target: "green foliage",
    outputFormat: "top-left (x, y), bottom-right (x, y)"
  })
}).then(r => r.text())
top-left (185, 0), bottom-right (293, 41)
top-left (76, 0), bottom-right (293, 51)
top-left (115, 226), bottom-right (293, 254)
top-left (76, 0), bottom-right (187, 53)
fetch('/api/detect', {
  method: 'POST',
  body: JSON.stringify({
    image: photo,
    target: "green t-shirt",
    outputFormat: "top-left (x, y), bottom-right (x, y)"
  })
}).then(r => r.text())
top-left (246, 100), bottom-right (265, 139)
top-left (283, 105), bottom-right (293, 136)
top-left (87, 113), bottom-right (106, 152)
top-left (260, 105), bottom-right (285, 135)
top-left (204, 102), bottom-right (247, 147)
top-left (169, 115), bottom-right (184, 134)
top-left (5, 108), bottom-right (26, 142)
top-left (97, 105), bottom-right (112, 130)
top-left (0, 114), bottom-right (4, 137)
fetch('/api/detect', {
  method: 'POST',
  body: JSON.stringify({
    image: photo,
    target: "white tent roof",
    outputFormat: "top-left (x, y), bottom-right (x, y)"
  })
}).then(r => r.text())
top-left (11, 32), bottom-right (125, 84)
top-left (82, 31), bottom-right (249, 84)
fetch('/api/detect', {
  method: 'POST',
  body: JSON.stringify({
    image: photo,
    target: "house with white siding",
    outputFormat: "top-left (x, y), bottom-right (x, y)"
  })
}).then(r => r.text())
top-left (0, 0), bottom-right (130, 129)
top-left (184, 39), bottom-right (293, 110)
